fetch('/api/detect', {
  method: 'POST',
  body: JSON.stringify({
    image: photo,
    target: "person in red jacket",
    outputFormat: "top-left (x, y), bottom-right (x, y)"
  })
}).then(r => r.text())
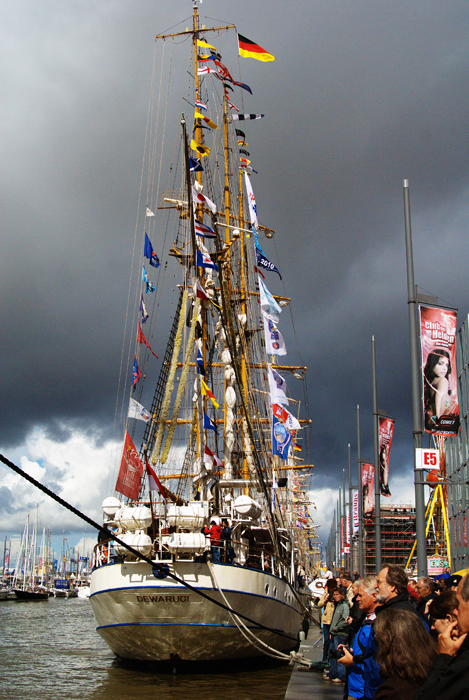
top-left (204, 520), bottom-right (222, 563)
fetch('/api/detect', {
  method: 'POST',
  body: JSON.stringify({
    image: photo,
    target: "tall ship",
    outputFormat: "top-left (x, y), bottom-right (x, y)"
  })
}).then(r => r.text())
top-left (90, 1), bottom-right (313, 663)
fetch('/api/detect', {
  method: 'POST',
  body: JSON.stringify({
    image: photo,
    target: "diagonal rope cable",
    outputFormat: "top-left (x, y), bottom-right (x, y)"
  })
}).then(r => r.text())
top-left (0, 453), bottom-right (298, 643)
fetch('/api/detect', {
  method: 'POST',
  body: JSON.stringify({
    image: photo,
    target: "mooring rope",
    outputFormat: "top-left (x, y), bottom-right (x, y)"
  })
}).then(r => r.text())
top-left (207, 561), bottom-right (310, 667)
top-left (0, 453), bottom-right (298, 644)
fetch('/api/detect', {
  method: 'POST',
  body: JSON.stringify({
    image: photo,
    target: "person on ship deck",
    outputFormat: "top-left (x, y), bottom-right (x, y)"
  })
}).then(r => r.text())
top-left (204, 520), bottom-right (222, 563)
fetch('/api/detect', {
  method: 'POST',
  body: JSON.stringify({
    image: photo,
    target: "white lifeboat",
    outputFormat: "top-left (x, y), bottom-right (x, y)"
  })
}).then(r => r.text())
top-left (113, 532), bottom-right (153, 557)
top-left (233, 495), bottom-right (262, 520)
top-left (166, 532), bottom-right (208, 554)
top-left (102, 497), bottom-right (122, 518)
top-left (115, 506), bottom-right (152, 531)
top-left (166, 504), bottom-right (206, 529)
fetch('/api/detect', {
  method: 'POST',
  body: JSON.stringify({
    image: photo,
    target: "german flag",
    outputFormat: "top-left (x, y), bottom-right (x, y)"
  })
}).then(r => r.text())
top-left (238, 33), bottom-right (275, 62)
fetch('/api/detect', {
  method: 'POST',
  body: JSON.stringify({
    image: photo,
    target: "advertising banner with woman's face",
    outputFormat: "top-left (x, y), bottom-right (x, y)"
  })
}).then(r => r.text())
top-left (362, 463), bottom-right (374, 517)
top-left (419, 305), bottom-right (460, 436)
top-left (378, 416), bottom-right (394, 497)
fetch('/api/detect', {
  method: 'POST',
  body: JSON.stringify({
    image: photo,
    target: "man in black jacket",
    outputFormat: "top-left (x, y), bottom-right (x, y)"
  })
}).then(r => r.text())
top-left (375, 564), bottom-right (417, 614)
top-left (415, 576), bottom-right (437, 621)
top-left (414, 573), bottom-right (469, 700)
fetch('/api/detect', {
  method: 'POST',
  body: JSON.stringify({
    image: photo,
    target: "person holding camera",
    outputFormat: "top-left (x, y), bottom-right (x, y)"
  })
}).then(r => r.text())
top-left (325, 588), bottom-right (350, 684)
top-left (338, 576), bottom-right (382, 699)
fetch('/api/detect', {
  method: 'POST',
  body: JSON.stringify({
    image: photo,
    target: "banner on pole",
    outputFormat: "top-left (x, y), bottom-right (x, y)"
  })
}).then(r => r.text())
top-left (352, 490), bottom-right (359, 533)
top-left (419, 304), bottom-right (459, 436)
top-left (378, 416), bottom-right (394, 497)
top-left (362, 463), bottom-right (374, 517)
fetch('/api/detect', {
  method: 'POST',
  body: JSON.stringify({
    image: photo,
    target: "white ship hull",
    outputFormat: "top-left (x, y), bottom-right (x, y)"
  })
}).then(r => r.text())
top-left (90, 560), bottom-right (303, 661)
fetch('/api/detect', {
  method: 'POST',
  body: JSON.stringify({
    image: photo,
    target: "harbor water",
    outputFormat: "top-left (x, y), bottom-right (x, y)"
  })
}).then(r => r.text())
top-left (0, 597), bottom-right (293, 700)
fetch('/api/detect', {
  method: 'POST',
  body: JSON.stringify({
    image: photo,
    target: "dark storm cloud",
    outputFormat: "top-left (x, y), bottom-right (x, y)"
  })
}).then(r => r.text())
top-left (2, 1), bottom-right (469, 540)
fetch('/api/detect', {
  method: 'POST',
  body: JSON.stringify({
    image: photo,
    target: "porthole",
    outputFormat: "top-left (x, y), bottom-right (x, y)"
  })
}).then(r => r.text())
top-left (273, 586), bottom-right (278, 598)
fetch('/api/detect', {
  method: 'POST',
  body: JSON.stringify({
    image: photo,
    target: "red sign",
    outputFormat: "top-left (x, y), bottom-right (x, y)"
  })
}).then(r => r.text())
top-left (115, 431), bottom-right (144, 500)
top-left (415, 448), bottom-right (440, 470)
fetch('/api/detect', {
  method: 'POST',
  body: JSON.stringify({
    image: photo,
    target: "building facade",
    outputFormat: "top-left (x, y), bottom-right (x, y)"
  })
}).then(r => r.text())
top-left (446, 314), bottom-right (469, 572)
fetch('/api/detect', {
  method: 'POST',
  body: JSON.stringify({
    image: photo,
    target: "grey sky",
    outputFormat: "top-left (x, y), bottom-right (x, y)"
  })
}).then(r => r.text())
top-left (2, 0), bottom-right (469, 542)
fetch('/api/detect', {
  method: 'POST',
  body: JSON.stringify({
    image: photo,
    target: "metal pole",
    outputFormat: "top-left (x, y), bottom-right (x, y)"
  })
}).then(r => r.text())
top-left (357, 404), bottom-right (364, 576)
top-left (348, 443), bottom-right (353, 574)
top-left (334, 502), bottom-right (339, 569)
top-left (343, 469), bottom-right (347, 571)
top-left (336, 500), bottom-right (340, 570)
top-left (332, 510), bottom-right (336, 569)
top-left (403, 179), bottom-right (427, 577)
top-left (338, 489), bottom-right (342, 569)
top-left (372, 336), bottom-right (382, 572)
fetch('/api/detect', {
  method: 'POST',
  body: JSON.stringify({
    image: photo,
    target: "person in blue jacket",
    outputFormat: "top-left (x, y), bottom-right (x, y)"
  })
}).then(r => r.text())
top-left (338, 576), bottom-right (383, 700)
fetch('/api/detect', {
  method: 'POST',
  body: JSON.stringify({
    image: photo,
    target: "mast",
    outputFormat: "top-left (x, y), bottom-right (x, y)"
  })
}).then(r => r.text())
top-left (2, 536), bottom-right (6, 581)
top-left (23, 510), bottom-right (30, 590)
top-left (39, 525), bottom-right (46, 586)
top-left (31, 505), bottom-right (38, 588)
top-left (238, 170), bottom-right (250, 484)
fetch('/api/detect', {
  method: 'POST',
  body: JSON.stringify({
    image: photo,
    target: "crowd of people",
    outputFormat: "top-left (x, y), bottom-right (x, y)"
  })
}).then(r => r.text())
top-left (312, 565), bottom-right (469, 700)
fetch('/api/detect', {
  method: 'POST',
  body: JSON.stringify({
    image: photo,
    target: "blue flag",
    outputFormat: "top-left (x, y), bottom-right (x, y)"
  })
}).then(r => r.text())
top-left (189, 157), bottom-right (204, 172)
top-left (204, 412), bottom-right (218, 433)
top-left (132, 357), bottom-right (141, 386)
top-left (255, 245), bottom-right (282, 279)
top-left (196, 250), bottom-right (219, 272)
top-left (196, 348), bottom-right (206, 376)
top-left (144, 233), bottom-right (160, 268)
top-left (272, 415), bottom-right (291, 460)
top-left (233, 80), bottom-right (252, 95)
top-left (142, 266), bottom-right (156, 293)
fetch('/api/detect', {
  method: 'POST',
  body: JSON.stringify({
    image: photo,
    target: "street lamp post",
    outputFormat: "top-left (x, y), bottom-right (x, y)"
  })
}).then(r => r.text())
top-left (403, 179), bottom-right (427, 577)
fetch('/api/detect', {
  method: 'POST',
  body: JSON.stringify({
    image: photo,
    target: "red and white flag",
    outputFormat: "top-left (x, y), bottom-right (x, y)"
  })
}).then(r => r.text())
top-left (194, 220), bottom-right (217, 238)
top-left (204, 444), bottom-right (222, 467)
top-left (192, 187), bottom-right (217, 214)
top-left (146, 460), bottom-right (167, 501)
top-left (272, 403), bottom-right (301, 431)
top-left (195, 280), bottom-right (210, 301)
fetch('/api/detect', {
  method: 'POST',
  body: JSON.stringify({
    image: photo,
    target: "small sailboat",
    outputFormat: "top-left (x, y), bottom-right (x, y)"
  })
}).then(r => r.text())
top-left (53, 537), bottom-right (78, 597)
top-left (89, 1), bottom-right (313, 662)
top-left (13, 507), bottom-right (50, 601)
